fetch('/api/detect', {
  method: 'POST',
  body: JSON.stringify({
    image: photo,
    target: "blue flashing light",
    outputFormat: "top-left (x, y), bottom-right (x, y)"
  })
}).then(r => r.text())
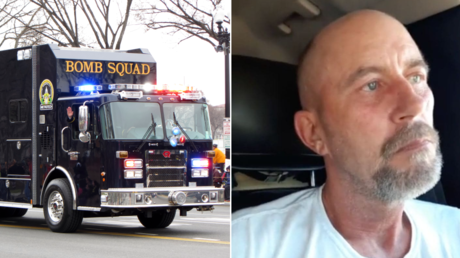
top-left (169, 136), bottom-right (178, 147)
top-left (75, 85), bottom-right (102, 91)
top-left (192, 158), bottom-right (209, 168)
top-left (172, 127), bottom-right (180, 136)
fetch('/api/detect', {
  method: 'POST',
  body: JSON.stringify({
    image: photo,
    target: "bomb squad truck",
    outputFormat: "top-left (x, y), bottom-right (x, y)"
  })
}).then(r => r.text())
top-left (0, 44), bottom-right (224, 232)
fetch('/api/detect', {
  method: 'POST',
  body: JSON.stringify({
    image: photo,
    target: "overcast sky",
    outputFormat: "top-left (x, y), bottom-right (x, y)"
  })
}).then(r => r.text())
top-left (122, 23), bottom-right (228, 106)
top-left (122, 0), bottom-right (230, 106)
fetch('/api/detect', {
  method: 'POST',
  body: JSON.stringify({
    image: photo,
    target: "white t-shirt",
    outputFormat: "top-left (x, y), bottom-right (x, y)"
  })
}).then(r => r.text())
top-left (232, 186), bottom-right (460, 258)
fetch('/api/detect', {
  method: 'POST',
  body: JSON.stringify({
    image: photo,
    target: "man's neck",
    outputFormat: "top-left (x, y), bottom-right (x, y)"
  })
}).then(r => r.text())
top-left (322, 178), bottom-right (412, 258)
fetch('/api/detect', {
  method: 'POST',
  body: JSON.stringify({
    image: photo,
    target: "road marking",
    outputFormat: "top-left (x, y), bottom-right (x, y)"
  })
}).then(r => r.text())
top-left (135, 232), bottom-right (158, 236)
top-left (193, 238), bottom-right (220, 241)
top-left (0, 224), bottom-right (48, 231)
top-left (83, 221), bottom-right (192, 227)
top-left (0, 224), bottom-right (230, 245)
top-left (77, 230), bottom-right (230, 245)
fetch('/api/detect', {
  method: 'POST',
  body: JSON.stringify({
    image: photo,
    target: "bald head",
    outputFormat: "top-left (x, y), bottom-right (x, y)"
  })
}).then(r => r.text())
top-left (297, 10), bottom-right (419, 111)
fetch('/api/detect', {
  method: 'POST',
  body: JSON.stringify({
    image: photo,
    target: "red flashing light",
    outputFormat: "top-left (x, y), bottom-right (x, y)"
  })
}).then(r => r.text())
top-left (125, 160), bottom-right (134, 168)
top-left (180, 135), bottom-right (186, 143)
top-left (124, 159), bottom-right (142, 168)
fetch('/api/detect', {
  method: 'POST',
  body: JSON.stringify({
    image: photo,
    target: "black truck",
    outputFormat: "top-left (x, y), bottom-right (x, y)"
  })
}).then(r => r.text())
top-left (0, 44), bottom-right (224, 232)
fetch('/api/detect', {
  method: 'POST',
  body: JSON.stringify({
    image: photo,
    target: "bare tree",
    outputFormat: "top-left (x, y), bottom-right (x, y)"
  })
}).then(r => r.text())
top-left (134, 0), bottom-right (230, 48)
top-left (79, 0), bottom-right (133, 49)
top-left (20, 0), bottom-right (133, 49)
top-left (28, 0), bottom-right (81, 47)
top-left (9, 7), bottom-right (50, 48)
top-left (208, 103), bottom-right (224, 139)
top-left (0, 0), bottom-right (37, 47)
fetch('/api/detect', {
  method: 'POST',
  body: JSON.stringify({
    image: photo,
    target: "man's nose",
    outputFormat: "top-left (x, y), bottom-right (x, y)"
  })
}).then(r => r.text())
top-left (390, 78), bottom-right (431, 124)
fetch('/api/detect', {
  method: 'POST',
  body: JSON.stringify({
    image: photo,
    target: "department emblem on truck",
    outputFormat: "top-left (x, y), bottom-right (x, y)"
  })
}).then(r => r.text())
top-left (0, 44), bottom-right (224, 233)
top-left (39, 79), bottom-right (54, 110)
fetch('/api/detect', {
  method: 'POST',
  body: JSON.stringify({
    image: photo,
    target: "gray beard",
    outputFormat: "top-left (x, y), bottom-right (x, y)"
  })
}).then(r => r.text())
top-left (340, 122), bottom-right (443, 203)
top-left (366, 147), bottom-right (442, 203)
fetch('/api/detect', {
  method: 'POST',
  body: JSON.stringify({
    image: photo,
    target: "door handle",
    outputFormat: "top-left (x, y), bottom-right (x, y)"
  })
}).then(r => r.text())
top-left (61, 126), bottom-right (71, 153)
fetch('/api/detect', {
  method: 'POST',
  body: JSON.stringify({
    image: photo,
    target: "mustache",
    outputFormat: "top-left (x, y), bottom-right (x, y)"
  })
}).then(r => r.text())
top-left (381, 122), bottom-right (439, 159)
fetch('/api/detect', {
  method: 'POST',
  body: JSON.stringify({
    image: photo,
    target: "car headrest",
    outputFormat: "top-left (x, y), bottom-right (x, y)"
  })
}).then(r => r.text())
top-left (233, 55), bottom-right (324, 170)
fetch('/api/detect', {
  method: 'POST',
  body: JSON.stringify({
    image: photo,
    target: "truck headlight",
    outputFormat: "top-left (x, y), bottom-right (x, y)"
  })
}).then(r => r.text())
top-left (191, 169), bottom-right (208, 178)
top-left (124, 159), bottom-right (143, 168)
top-left (124, 170), bottom-right (143, 179)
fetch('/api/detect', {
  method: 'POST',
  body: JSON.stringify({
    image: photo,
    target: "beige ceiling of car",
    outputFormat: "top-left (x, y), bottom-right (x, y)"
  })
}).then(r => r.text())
top-left (233, 0), bottom-right (460, 65)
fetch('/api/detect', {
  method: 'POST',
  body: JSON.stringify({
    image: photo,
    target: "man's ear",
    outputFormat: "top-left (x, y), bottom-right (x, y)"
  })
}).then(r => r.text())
top-left (294, 110), bottom-right (328, 155)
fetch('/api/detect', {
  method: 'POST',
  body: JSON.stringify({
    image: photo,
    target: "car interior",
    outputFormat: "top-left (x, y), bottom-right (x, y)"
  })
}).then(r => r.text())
top-left (232, 0), bottom-right (460, 213)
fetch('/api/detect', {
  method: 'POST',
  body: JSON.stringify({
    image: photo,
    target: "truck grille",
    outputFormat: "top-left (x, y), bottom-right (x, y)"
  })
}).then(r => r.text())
top-left (146, 150), bottom-right (186, 187)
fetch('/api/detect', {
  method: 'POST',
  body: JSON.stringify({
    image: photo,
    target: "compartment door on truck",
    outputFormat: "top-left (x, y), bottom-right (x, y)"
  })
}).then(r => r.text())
top-left (5, 99), bottom-right (32, 204)
top-left (6, 139), bottom-right (32, 203)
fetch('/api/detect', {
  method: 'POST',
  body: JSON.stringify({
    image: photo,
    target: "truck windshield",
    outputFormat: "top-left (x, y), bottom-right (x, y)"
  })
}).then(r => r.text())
top-left (163, 103), bottom-right (212, 140)
top-left (100, 102), bottom-right (164, 140)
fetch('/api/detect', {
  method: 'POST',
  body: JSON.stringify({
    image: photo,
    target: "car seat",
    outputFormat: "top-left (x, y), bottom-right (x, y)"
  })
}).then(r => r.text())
top-left (407, 5), bottom-right (460, 209)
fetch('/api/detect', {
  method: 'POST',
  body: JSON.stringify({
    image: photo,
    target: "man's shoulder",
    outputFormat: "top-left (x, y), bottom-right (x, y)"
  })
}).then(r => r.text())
top-left (406, 199), bottom-right (460, 224)
top-left (232, 187), bottom-right (320, 224)
top-left (232, 187), bottom-right (328, 258)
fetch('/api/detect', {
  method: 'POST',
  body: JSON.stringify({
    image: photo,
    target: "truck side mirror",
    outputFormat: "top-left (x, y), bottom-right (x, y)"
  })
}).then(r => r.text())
top-left (78, 105), bottom-right (91, 143)
top-left (78, 105), bottom-right (88, 132)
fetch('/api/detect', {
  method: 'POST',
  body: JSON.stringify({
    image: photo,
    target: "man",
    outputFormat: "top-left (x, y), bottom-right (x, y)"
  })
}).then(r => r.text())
top-left (66, 106), bottom-right (80, 135)
top-left (213, 143), bottom-right (226, 172)
top-left (232, 10), bottom-right (460, 258)
top-left (67, 106), bottom-right (74, 122)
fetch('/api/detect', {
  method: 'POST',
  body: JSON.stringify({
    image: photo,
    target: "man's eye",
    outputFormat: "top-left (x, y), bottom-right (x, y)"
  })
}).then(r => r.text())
top-left (364, 81), bottom-right (378, 91)
top-left (409, 74), bottom-right (422, 84)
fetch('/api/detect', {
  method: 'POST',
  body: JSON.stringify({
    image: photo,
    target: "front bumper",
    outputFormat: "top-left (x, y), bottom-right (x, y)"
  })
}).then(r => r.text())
top-left (100, 187), bottom-right (225, 208)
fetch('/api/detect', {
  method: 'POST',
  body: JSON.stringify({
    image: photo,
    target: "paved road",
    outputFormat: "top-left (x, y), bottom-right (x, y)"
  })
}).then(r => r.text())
top-left (0, 205), bottom-right (230, 258)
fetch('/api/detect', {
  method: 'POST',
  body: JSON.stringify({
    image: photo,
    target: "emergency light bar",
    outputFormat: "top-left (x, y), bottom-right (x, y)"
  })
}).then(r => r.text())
top-left (119, 91), bottom-right (143, 100)
top-left (180, 92), bottom-right (202, 100)
top-left (74, 85), bottom-right (103, 92)
top-left (73, 83), bottom-right (203, 100)
top-left (109, 84), bottom-right (146, 90)
top-left (108, 84), bottom-right (195, 92)
top-left (109, 83), bottom-right (203, 100)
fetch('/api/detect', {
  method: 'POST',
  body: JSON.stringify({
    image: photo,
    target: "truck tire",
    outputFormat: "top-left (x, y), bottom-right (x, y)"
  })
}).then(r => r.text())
top-left (138, 209), bottom-right (176, 228)
top-left (0, 207), bottom-right (17, 217)
top-left (13, 208), bottom-right (28, 217)
top-left (43, 178), bottom-right (83, 233)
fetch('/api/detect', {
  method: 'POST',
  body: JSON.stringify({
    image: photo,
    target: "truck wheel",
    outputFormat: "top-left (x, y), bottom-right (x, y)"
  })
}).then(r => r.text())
top-left (138, 209), bottom-right (176, 228)
top-left (13, 208), bottom-right (28, 217)
top-left (0, 207), bottom-right (17, 217)
top-left (43, 179), bottom-right (83, 233)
